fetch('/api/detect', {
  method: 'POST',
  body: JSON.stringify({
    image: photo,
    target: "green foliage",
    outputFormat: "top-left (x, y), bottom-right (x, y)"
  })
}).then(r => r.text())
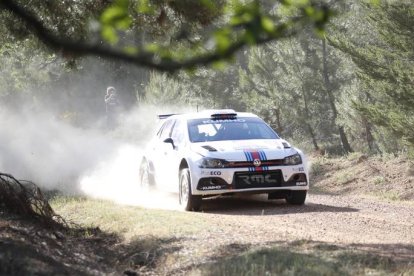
top-left (0, 41), bottom-right (52, 107)
top-left (237, 29), bottom-right (351, 152)
top-left (143, 72), bottom-right (202, 108)
top-left (101, 0), bottom-right (132, 44)
top-left (331, 1), bottom-right (414, 156)
top-left (93, 0), bottom-right (332, 69)
top-left (137, 0), bottom-right (155, 14)
top-left (2, 0), bottom-right (413, 160)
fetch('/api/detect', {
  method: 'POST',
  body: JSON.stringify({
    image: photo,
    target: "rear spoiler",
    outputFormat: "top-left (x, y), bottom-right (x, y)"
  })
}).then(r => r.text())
top-left (157, 114), bottom-right (177, 120)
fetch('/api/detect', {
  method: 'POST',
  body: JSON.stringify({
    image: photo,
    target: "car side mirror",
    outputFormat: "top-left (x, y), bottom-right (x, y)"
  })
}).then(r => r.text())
top-left (163, 137), bottom-right (175, 149)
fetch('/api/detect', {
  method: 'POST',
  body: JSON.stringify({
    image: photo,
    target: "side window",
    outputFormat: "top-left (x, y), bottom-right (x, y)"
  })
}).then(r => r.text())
top-left (156, 122), bottom-right (166, 137)
top-left (171, 119), bottom-right (185, 146)
top-left (159, 119), bottom-right (175, 141)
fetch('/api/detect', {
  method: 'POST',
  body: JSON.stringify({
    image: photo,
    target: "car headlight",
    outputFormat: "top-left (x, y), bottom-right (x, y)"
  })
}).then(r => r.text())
top-left (283, 153), bottom-right (302, 165)
top-left (199, 158), bottom-right (229, 168)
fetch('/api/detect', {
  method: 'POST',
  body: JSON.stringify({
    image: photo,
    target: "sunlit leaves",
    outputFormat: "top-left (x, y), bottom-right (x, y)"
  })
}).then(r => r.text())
top-left (281, 0), bottom-right (310, 5)
top-left (137, 0), bottom-right (155, 14)
top-left (261, 16), bottom-right (276, 33)
top-left (2, 0), bottom-right (332, 71)
top-left (100, 0), bottom-right (132, 44)
top-left (212, 60), bottom-right (227, 70)
top-left (200, 0), bottom-right (217, 11)
top-left (370, 0), bottom-right (381, 6)
top-left (101, 27), bottom-right (117, 44)
top-left (123, 46), bottom-right (139, 55)
top-left (230, 1), bottom-right (259, 27)
top-left (101, 0), bottom-right (130, 27)
top-left (214, 27), bottom-right (232, 53)
top-left (145, 43), bottom-right (160, 54)
top-left (96, 0), bottom-right (332, 68)
top-left (280, 0), bottom-right (331, 33)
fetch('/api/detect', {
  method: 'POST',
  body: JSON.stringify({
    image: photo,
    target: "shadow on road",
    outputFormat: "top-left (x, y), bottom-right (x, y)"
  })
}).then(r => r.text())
top-left (200, 194), bottom-right (359, 215)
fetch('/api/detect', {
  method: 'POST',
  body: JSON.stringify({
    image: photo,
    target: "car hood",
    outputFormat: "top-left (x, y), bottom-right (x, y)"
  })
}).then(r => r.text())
top-left (191, 139), bottom-right (298, 161)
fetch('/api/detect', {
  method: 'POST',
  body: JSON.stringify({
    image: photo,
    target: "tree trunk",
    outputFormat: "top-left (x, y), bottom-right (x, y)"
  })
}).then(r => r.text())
top-left (273, 108), bottom-right (284, 134)
top-left (362, 116), bottom-right (380, 154)
top-left (322, 38), bottom-right (353, 153)
top-left (302, 87), bottom-right (320, 151)
top-left (288, 40), bottom-right (320, 151)
top-left (307, 123), bottom-right (320, 151)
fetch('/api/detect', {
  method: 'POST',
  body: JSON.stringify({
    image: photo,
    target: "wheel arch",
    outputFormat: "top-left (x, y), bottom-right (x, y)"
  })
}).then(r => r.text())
top-left (179, 158), bottom-right (189, 175)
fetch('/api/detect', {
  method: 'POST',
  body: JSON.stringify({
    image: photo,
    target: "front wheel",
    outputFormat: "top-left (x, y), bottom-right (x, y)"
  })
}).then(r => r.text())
top-left (179, 168), bottom-right (202, 211)
top-left (285, 190), bottom-right (307, 205)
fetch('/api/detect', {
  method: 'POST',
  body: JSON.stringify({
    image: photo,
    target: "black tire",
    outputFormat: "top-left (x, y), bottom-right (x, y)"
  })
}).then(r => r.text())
top-left (140, 159), bottom-right (154, 191)
top-left (285, 190), bottom-right (307, 205)
top-left (179, 168), bottom-right (202, 211)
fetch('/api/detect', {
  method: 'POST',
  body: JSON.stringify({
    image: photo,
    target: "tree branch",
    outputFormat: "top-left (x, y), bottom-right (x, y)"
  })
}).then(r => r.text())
top-left (2, 0), bottom-right (317, 72)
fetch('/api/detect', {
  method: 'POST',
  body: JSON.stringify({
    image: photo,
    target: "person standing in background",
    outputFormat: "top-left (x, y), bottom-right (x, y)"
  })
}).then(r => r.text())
top-left (105, 86), bottom-right (119, 129)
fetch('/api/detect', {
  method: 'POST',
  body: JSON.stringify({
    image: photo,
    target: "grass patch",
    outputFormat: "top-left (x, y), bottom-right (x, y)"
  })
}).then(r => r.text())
top-left (373, 176), bottom-right (386, 185)
top-left (50, 196), bottom-right (210, 240)
top-left (347, 152), bottom-right (365, 162)
top-left (334, 171), bottom-right (355, 185)
top-left (194, 242), bottom-right (414, 276)
top-left (371, 190), bottom-right (401, 201)
top-left (310, 159), bottom-right (325, 178)
top-left (199, 248), bottom-right (343, 276)
top-left (337, 251), bottom-right (395, 274)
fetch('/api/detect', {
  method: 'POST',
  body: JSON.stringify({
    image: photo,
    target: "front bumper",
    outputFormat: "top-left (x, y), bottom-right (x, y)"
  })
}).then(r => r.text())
top-left (192, 165), bottom-right (308, 195)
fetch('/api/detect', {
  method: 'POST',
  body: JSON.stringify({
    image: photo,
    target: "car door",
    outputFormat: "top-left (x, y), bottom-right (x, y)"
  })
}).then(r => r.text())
top-left (150, 118), bottom-right (176, 186)
top-left (156, 118), bottom-right (187, 192)
top-left (165, 119), bottom-right (187, 191)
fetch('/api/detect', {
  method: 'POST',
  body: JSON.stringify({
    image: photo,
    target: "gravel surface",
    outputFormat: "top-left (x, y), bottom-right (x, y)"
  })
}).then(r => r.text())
top-left (197, 194), bottom-right (414, 244)
top-left (163, 193), bottom-right (414, 274)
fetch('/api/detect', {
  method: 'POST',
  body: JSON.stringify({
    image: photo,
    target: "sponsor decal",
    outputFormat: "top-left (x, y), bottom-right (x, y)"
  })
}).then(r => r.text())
top-left (235, 145), bottom-right (268, 150)
top-left (239, 174), bottom-right (278, 185)
top-left (202, 119), bottom-right (246, 124)
top-left (253, 159), bottom-right (261, 167)
top-left (244, 149), bottom-right (269, 171)
top-left (201, 170), bottom-right (222, 176)
top-left (201, 185), bottom-right (223, 190)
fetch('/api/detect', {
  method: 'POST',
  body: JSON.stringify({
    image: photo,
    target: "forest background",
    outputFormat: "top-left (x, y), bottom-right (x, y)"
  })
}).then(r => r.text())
top-left (1, 0), bottom-right (413, 158)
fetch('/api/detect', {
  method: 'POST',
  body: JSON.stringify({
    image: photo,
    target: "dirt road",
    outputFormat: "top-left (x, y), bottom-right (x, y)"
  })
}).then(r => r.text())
top-left (196, 193), bottom-right (414, 244)
top-left (162, 193), bottom-right (414, 274)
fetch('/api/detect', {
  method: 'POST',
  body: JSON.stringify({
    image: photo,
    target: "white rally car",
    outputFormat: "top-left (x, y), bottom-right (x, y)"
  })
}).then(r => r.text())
top-left (140, 110), bottom-right (309, 211)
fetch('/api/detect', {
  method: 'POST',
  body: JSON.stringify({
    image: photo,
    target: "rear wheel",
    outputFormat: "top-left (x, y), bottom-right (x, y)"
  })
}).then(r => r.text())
top-left (179, 168), bottom-right (202, 211)
top-left (285, 190), bottom-right (307, 205)
top-left (140, 159), bottom-right (154, 191)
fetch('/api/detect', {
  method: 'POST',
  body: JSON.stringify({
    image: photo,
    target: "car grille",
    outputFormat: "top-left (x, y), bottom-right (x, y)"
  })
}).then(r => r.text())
top-left (233, 170), bottom-right (283, 189)
top-left (227, 159), bottom-right (284, 168)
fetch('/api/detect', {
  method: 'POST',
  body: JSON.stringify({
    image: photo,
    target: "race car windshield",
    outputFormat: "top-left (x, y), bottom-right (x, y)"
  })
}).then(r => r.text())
top-left (187, 117), bottom-right (280, 142)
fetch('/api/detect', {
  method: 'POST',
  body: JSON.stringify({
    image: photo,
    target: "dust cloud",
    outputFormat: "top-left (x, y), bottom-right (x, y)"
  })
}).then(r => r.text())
top-left (0, 104), bottom-right (189, 210)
